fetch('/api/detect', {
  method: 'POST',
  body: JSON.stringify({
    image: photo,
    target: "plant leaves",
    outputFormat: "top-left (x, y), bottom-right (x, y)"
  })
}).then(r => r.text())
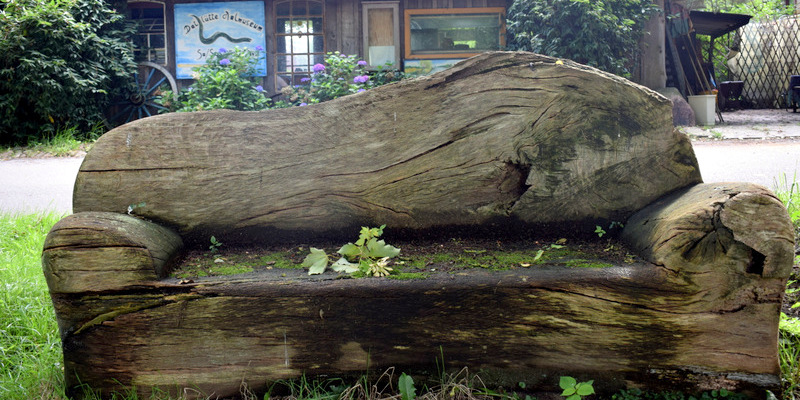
top-left (398, 373), bottom-right (416, 400)
top-left (366, 238), bottom-right (401, 258)
top-left (330, 257), bottom-right (360, 273)
top-left (559, 376), bottom-right (577, 391)
top-left (576, 381), bottom-right (595, 396)
top-left (302, 247), bottom-right (329, 275)
top-left (337, 242), bottom-right (361, 259)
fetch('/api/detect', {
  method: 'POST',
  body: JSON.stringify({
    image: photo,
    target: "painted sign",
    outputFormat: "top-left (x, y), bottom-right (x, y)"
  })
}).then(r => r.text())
top-left (174, 1), bottom-right (266, 79)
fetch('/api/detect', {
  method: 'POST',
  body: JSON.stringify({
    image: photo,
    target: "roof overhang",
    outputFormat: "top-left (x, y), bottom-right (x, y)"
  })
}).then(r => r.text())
top-left (689, 10), bottom-right (752, 38)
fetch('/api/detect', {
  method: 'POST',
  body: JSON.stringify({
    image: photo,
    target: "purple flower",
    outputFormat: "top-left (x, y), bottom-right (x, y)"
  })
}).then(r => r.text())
top-left (312, 63), bottom-right (325, 73)
top-left (357, 60), bottom-right (368, 66)
top-left (254, 45), bottom-right (264, 51)
top-left (218, 48), bottom-right (227, 54)
top-left (219, 58), bottom-right (231, 66)
top-left (357, 88), bottom-right (366, 92)
top-left (353, 75), bottom-right (369, 84)
top-left (300, 77), bottom-right (311, 83)
top-left (255, 85), bottom-right (264, 92)
top-left (299, 102), bottom-right (308, 106)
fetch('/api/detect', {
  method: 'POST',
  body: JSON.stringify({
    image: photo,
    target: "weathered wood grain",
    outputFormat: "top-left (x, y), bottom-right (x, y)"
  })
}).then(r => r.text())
top-left (53, 257), bottom-right (783, 398)
top-left (73, 51), bottom-right (701, 243)
top-left (42, 212), bottom-right (183, 294)
top-left (46, 183), bottom-right (793, 398)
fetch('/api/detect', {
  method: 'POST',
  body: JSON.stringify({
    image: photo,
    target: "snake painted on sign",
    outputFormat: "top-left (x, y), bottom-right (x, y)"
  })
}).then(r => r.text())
top-left (191, 14), bottom-right (252, 44)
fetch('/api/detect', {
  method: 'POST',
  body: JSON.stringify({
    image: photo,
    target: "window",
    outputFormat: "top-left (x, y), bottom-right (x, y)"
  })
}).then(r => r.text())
top-left (275, 0), bottom-right (325, 87)
top-left (129, 1), bottom-right (167, 65)
top-left (362, 1), bottom-right (400, 69)
top-left (404, 8), bottom-right (505, 59)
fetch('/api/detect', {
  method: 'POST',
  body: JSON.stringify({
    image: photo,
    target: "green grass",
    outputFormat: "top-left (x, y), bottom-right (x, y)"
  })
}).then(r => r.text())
top-left (0, 212), bottom-right (67, 399)
top-left (775, 172), bottom-right (800, 400)
top-left (0, 125), bottom-right (93, 159)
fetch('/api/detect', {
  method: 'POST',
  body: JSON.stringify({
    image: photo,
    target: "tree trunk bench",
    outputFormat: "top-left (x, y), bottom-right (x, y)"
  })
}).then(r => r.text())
top-left (42, 52), bottom-right (795, 398)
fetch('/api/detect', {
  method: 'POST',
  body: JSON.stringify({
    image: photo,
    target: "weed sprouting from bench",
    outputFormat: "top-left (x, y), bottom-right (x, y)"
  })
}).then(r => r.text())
top-left (303, 225), bottom-right (401, 277)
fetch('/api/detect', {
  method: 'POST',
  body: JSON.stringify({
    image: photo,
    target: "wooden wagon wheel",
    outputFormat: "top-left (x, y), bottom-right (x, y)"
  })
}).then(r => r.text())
top-left (111, 61), bottom-right (178, 124)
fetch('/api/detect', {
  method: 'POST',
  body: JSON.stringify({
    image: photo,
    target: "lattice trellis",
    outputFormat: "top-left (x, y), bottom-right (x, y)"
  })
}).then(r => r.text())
top-left (727, 15), bottom-right (800, 109)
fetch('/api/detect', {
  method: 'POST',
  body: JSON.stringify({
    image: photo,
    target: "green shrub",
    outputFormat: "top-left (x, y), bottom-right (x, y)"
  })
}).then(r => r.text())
top-left (167, 46), bottom-right (272, 112)
top-left (0, 0), bottom-right (135, 145)
top-left (506, 0), bottom-right (657, 77)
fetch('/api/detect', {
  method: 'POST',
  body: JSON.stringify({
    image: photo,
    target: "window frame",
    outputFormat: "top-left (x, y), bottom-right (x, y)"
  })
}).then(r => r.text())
top-left (128, 0), bottom-right (168, 65)
top-left (274, 0), bottom-right (326, 88)
top-left (403, 7), bottom-right (506, 60)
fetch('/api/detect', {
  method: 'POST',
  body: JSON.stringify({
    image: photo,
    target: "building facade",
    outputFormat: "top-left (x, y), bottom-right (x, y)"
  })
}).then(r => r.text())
top-left (127, 0), bottom-right (507, 95)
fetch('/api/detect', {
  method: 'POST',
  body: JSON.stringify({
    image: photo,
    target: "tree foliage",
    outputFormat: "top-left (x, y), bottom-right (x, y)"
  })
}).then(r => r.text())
top-left (696, 0), bottom-right (793, 82)
top-left (506, 0), bottom-right (657, 77)
top-left (0, 0), bottom-right (135, 144)
top-left (702, 0), bottom-right (792, 21)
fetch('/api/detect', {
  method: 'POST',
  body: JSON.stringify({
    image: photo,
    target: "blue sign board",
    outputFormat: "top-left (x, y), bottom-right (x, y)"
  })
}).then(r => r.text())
top-left (174, 1), bottom-right (267, 79)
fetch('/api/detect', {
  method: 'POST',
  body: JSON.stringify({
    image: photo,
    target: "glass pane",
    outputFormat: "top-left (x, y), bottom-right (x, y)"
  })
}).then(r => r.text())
top-left (308, 0), bottom-right (323, 16)
top-left (277, 55), bottom-right (289, 72)
top-left (150, 35), bottom-right (165, 48)
top-left (276, 2), bottom-right (290, 16)
top-left (312, 35), bottom-right (324, 53)
top-left (310, 17), bottom-right (322, 34)
top-left (277, 35), bottom-right (288, 53)
top-left (154, 49), bottom-right (166, 64)
top-left (278, 74), bottom-right (292, 86)
top-left (292, 54), bottom-right (310, 71)
top-left (409, 13), bottom-right (501, 54)
top-left (291, 0), bottom-right (307, 16)
top-left (292, 20), bottom-right (308, 34)
top-left (277, 18), bottom-right (290, 34)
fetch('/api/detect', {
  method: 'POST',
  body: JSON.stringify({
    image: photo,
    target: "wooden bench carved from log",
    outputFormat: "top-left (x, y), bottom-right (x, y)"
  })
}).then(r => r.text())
top-left (42, 52), bottom-right (795, 398)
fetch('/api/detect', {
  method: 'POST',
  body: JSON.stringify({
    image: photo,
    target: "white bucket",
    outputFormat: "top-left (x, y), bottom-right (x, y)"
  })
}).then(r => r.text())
top-left (687, 95), bottom-right (716, 125)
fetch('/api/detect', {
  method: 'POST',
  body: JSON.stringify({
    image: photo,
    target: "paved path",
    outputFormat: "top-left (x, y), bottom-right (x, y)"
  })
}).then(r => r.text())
top-left (0, 157), bottom-right (83, 214)
top-left (693, 140), bottom-right (800, 189)
top-left (0, 139), bottom-right (798, 214)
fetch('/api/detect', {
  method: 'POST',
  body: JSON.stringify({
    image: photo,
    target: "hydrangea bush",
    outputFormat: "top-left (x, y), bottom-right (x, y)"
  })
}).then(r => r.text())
top-left (163, 49), bottom-right (405, 112)
top-left (280, 52), bottom-right (405, 106)
top-left (164, 47), bottom-right (271, 112)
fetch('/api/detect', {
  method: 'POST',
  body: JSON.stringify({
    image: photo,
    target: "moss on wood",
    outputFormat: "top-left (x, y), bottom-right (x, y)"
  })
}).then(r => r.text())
top-left (168, 239), bottom-right (633, 279)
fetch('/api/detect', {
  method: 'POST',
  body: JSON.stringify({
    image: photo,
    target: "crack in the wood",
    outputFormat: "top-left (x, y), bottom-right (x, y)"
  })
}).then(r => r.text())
top-left (426, 63), bottom-right (518, 90)
top-left (43, 243), bottom-right (146, 252)
top-left (319, 140), bottom-right (456, 178)
top-left (80, 166), bottom-right (204, 173)
top-left (368, 168), bottom-right (436, 190)
top-left (72, 292), bottom-right (204, 335)
top-left (236, 205), bottom-right (314, 225)
top-left (527, 286), bottom-right (697, 315)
